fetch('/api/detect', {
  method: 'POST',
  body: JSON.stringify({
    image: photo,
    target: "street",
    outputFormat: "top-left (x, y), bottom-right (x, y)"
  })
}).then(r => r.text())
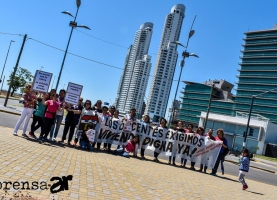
top-left (0, 111), bottom-right (276, 187)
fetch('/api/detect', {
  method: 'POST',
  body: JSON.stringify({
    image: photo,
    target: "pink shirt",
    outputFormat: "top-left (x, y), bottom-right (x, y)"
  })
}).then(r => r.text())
top-left (45, 100), bottom-right (60, 118)
top-left (124, 140), bottom-right (135, 153)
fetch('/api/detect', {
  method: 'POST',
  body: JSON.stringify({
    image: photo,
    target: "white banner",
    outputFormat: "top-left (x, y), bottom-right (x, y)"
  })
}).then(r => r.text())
top-left (32, 70), bottom-right (52, 93)
top-left (96, 119), bottom-right (222, 168)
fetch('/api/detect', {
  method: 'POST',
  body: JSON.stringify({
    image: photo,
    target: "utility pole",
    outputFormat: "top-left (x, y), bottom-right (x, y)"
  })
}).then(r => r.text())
top-left (4, 34), bottom-right (27, 107)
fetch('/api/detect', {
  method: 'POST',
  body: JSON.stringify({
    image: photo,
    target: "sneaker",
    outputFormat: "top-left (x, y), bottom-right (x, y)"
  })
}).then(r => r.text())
top-left (168, 162), bottom-right (171, 165)
top-left (13, 132), bottom-right (18, 136)
top-left (172, 163), bottom-right (176, 166)
top-left (52, 138), bottom-right (56, 142)
top-left (42, 137), bottom-right (49, 142)
top-left (28, 133), bottom-right (37, 139)
top-left (190, 167), bottom-right (196, 171)
top-left (242, 184), bottom-right (248, 190)
top-left (222, 170), bottom-right (224, 175)
top-left (153, 158), bottom-right (159, 162)
top-left (141, 156), bottom-right (146, 160)
top-left (22, 133), bottom-right (28, 138)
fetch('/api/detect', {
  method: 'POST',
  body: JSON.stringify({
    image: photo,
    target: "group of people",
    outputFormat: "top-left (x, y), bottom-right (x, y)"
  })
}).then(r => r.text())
top-left (13, 83), bottom-right (250, 190)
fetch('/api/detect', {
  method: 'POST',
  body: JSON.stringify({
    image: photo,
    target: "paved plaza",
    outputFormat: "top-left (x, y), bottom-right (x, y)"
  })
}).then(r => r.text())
top-left (0, 126), bottom-right (276, 200)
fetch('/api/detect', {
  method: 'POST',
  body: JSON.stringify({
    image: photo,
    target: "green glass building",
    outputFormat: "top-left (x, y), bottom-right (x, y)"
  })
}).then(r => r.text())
top-left (235, 26), bottom-right (277, 123)
top-left (179, 25), bottom-right (277, 125)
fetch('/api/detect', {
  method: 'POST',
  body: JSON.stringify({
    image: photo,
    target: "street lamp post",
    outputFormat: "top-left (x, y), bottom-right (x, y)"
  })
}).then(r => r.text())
top-left (203, 81), bottom-right (220, 131)
top-left (55, 0), bottom-right (90, 91)
top-left (167, 16), bottom-right (198, 128)
top-left (0, 40), bottom-right (15, 84)
top-left (243, 88), bottom-right (277, 147)
top-left (0, 75), bottom-right (5, 94)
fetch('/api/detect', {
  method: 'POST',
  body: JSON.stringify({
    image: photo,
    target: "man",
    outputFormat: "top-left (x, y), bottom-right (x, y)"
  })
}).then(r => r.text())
top-left (49, 89), bottom-right (66, 141)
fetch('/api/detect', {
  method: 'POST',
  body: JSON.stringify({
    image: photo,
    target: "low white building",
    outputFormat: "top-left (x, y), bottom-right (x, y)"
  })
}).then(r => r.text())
top-left (198, 111), bottom-right (277, 155)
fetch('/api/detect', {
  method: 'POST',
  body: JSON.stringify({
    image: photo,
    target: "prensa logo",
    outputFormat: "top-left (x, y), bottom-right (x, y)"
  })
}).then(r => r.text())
top-left (0, 175), bottom-right (73, 194)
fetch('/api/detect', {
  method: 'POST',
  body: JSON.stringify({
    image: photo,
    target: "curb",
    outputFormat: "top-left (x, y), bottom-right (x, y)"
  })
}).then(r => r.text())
top-left (225, 159), bottom-right (276, 174)
top-left (0, 109), bottom-right (66, 125)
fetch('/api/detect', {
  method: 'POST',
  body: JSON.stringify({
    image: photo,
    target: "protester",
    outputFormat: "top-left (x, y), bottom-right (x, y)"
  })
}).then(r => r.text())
top-left (115, 135), bottom-right (139, 158)
top-left (104, 105), bottom-right (116, 151)
top-left (210, 129), bottom-right (228, 176)
top-left (195, 127), bottom-right (205, 171)
top-left (61, 98), bottom-right (83, 145)
top-left (140, 114), bottom-right (151, 160)
top-left (202, 129), bottom-right (215, 173)
top-left (181, 124), bottom-right (195, 167)
top-left (96, 106), bottom-right (109, 150)
top-left (73, 100), bottom-right (97, 145)
top-left (49, 89), bottom-right (66, 141)
top-left (123, 108), bottom-right (137, 121)
top-left (38, 93), bottom-right (64, 143)
top-left (80, 123), bottom-right (94, 151)
top-left (93, 100), bottom-right (102, 113)
top-left (13, 83), bottom-right (36, 137)
top-left (238, 148), bottom-right (250, 190)
top-left (153, 118), bottom-right (167, 162)
top-left (169, 121), bottom-right (185, 165)
top-left (29, 93), bottom-right (50, 138)
top-left (49, 89), bottom-right (56, 98)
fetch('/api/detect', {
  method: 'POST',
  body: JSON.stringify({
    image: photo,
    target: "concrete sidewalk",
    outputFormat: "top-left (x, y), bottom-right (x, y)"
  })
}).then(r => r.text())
top-left (0, 126), bottom-right (277, 200)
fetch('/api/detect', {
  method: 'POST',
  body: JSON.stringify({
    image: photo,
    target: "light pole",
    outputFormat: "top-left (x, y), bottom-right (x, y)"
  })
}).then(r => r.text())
top-left (51, 76), bottom-right (56, 90)
top-left (203, 81), bottom-right (220, 131)
top-left (0, 40), bottom-right (15, 84)
top-left (243, 88), bottom-right (277, 147)
top-left (55, 0), bottom-right (90, 91)
top-left (167, 16), bottom-right (198, 128)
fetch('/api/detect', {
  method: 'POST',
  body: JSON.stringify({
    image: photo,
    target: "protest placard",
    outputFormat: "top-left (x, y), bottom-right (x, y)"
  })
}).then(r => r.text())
top-left (64, 82), bottom-right (83, 105)
top-left (32, 70), bottom-right (52, 93)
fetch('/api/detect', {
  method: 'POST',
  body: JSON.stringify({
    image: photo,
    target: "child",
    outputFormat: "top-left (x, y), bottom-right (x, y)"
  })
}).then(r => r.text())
top-left (116, 135), bottom-right (139, 158)
top-left (238, 148), bottom-right (250, 190)
top-left (80, 123), bottom-right (94, 151)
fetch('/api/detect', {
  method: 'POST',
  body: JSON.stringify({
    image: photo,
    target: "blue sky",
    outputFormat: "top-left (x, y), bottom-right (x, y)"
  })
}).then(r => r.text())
top-left (0, 0), bottom-right (276, 116)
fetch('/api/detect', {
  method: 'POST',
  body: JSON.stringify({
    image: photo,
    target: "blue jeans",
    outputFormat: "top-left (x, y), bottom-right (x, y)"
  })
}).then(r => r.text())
top-left (49, 115), bottom-right (63, 138)
top-left (80, 141), bottom-right (93, 151)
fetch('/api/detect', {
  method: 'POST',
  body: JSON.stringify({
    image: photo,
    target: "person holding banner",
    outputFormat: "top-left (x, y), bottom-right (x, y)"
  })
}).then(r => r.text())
top-left (29, 92), bottom-right (50, 139)
top-left (49, 89), bottom-right (66, 142)
top-left (195, 127), bottom-right (206, 171)
top-left (96, 106), bottom-right (109, 150)
top-left (153, 118), bottom-right (168, 162)
top-left (202, 129), bottom-right (216, 173)
top-left (168, 121), bottom-right (185, 165)
top-left (140, 114), bottom-right (151, 160)
top-left (38, 93), bottom-right (65, 143)
top-left (80, 123), bottom-right (94, 151)
top-left (123, 108), bottom-right (137, 122)
top-left (210, 129), bottom-right (228, 176)
top-left (104, 106), bottom-right (116, 151)
top-left (181, 124), bottom-right (195, 167)
top-left (13, 83), bottom-right (36, 137)
top-left (115, 135), bottom-right (139, 157)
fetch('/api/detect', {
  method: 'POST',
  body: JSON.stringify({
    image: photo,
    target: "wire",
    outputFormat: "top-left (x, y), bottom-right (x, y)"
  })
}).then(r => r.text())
top-left (0, 31), bottom-right (23, 36)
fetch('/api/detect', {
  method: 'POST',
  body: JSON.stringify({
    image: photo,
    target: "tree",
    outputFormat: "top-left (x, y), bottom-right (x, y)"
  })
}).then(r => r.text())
top-left (7, 67), bottom-right (33, 96)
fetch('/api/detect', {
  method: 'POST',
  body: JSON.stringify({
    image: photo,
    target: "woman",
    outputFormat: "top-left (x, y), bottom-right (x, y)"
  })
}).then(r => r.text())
top-left (29, 92), bottom-right (50, 139)
top-left (38, 93), bottom-right (64, 143)
top-left (202, 129), bottom-right (215, 173)
top-left (210, 129), bottom-right (228, 176)
top-left (193, 127), bottom-right (205, 171)
top-left (93, 100), bottom-right (102, 113)
top-left (153, 118), bottom-right (167, 162)
top-left (13, 83), bottom-right (36, 137)
top-left (140, 114), bottom-right (151, 159)
top-left (73, 100), bottom-right (97, 145)
top-left (61, 98), bottom-right (83, 145)
top-left (169, 121), bottom-right (185, 165)
top-left (96, 106), bottom-right (109, 149)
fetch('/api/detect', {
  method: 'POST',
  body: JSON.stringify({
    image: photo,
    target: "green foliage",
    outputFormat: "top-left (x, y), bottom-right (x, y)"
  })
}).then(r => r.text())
top-left (7, 67), bottom-right (33, 96)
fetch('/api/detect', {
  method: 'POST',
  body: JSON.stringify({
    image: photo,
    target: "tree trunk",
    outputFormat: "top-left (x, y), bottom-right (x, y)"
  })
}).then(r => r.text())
top-left (11, 88), bottom-right (15, 97)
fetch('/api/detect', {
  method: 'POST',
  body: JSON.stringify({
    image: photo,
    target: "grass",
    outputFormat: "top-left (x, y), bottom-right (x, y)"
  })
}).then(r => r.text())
top-left (0, 95), bottom-right (20, 100)
top-left (255, 154), bottom-right (277, 163)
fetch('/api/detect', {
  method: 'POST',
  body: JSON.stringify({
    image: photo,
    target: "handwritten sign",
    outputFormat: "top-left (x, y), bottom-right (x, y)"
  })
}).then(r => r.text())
top-left (65, 82), bottom-right (83, 105)
top-left (32, 70), bottom-right (52, 93)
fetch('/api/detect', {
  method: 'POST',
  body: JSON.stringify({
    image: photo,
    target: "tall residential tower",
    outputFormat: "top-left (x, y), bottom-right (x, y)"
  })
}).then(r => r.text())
top-left (116, 23), bottom-right (153, 116)
top-left (145, 4), bottom-right (185, 122)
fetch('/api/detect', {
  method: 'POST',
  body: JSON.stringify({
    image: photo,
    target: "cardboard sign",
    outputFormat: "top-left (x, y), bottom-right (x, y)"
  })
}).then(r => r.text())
top-left (32, 70), bottom-right (52, 93)
top-left (65, 82), bottom-right (83, 105)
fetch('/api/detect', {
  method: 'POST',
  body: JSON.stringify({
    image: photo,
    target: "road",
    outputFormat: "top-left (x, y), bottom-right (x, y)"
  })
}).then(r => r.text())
top-left (0, 111), bottom-right (276, 186)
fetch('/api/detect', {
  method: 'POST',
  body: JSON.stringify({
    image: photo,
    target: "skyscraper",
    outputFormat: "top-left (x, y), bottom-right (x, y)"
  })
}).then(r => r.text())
top-left (145, 4), bottom-right (185, 122)
top-left (116, 23), bottom-right (153, 116)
